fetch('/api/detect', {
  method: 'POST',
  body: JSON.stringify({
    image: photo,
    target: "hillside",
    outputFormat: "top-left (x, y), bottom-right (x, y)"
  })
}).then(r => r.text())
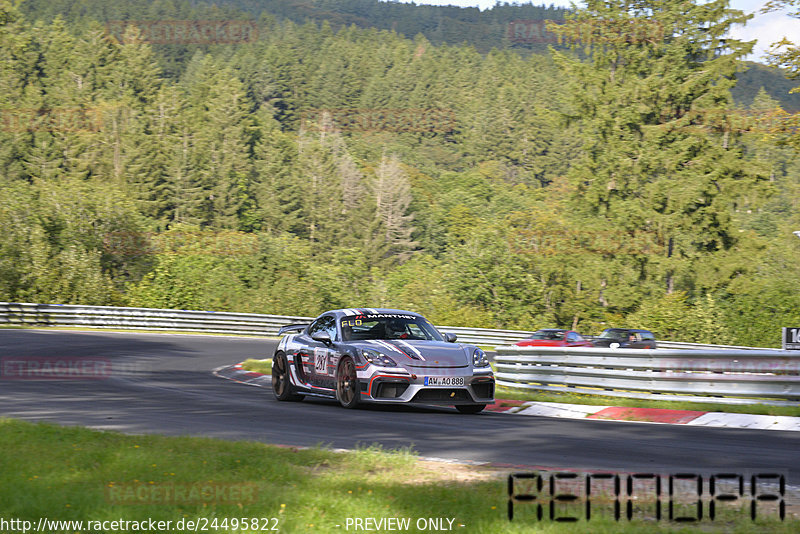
top-left (734, 62), bottom-right (800, 112)
top-left (2, 0), bottom-right (799, 347)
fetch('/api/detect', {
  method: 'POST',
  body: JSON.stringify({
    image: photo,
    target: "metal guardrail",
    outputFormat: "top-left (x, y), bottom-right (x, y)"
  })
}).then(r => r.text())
top-left (0, 302), bottom-right (538, 344)
top-left (0, 302), bottom-right (783, 348)
top-left (4, 302), bottom-right (796, 405)
top-left (434, 325), bottom-right (535, 346)
top-left (654, 340), bottom-right (778, 351)
top-left (0, 302), bottom-right (311, 337)
top-left (494, 346), bottom-right (800, 406)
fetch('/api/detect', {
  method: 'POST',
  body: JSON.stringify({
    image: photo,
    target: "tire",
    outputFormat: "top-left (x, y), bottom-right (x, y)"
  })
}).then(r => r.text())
top-left (455, 404), bottom-right (486, 414)
top-left (336, 356), bottom-right (360, 409)
top-left (272, 352), bottom-right (302, 401)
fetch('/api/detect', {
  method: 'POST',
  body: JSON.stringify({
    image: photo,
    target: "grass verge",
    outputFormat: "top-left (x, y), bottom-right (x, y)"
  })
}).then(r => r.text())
top-left (494, 385), bottom-right (800, 417)
top-left (0, 418), bottom-right (795, 533)
top-left (240, 358), bottom-right (272, 374)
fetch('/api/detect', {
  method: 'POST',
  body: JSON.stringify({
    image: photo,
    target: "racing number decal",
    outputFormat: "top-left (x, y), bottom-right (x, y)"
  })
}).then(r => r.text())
top-left (314, 348), bottom-right (328, 375)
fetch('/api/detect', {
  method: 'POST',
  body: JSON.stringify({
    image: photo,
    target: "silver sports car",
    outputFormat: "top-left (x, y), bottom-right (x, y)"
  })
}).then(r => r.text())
top-left (272, 308), bottom-right (495, 413)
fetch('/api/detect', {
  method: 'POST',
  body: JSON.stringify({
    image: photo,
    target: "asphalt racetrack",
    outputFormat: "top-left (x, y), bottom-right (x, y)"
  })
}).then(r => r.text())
top-left (1, 329), bottom-right (798, 480)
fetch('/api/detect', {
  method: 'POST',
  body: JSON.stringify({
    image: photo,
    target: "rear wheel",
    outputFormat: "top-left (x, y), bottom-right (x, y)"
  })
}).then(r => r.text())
top-left (336, 357), bottom-right (360, 409)
top-left (272, 352), bottom-right (302, 401)
top-left (455, 404), bottom-right (486, 414)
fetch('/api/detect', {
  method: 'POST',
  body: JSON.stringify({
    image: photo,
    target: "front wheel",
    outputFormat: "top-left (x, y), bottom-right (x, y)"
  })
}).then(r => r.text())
top-left (455, 404), bottom-right (486, 414)
top-left (336, 357), bottom-right (360, 409)
top-left (272, 352), bottom-right (302, 401)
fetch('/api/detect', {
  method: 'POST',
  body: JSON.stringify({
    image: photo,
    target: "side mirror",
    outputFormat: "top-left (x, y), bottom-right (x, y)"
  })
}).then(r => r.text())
top-left (311, 331), bottom-right (332, 345)
top-left (444, 332), bottom-right (457, 343)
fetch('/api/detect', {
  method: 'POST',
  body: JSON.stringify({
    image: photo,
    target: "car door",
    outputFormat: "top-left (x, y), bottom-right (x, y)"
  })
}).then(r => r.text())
top-left (640, 331), bottom-right (657, 349)
top-left (628, 331), bottom-right (646, 349)
top-left (305, 315), bottom-right (337, 390)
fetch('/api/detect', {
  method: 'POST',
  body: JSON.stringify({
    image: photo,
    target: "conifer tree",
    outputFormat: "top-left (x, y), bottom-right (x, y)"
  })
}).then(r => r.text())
top-left (551, 0), bottom-right (767, 298)
top-left (181, 53), bottom-right (253, 228)
top-left (251, 115), bottom-right (305, 234)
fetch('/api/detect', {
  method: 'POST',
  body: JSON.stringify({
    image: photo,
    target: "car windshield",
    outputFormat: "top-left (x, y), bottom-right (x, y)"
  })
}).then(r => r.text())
top-left (599, 329), bottom-right (626, 339)
top-left (528, 330), bottom-right (565, 340)
top-left (340, 314), bottom-right (443, 342)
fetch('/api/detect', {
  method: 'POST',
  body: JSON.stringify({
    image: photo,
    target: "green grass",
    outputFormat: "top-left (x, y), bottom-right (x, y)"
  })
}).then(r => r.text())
top-left (0, 419), bottom-right (794, 533)
top-left (240, 358), bottom-right (272, 374)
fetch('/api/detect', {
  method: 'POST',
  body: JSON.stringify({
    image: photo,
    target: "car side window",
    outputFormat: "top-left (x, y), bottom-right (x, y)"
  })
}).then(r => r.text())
top-left (308, 315), bottom-right (337, 340)
top-left (566, 332), bottom-right (577, 342)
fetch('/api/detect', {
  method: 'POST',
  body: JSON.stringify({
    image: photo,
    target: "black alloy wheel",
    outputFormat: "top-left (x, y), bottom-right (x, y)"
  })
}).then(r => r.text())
top-left (336, 357), bottom-right (360, 409)
top-left (272, 352), bottom-right (303, 401)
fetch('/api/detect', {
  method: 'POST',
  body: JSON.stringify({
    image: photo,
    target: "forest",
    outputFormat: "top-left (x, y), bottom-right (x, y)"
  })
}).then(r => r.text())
top-left (1, 0), bottom-right (799, 347)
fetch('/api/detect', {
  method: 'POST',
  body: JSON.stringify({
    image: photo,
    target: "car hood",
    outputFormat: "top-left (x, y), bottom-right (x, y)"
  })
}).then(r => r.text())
top-left (352, 340), bottom-right (470, 368)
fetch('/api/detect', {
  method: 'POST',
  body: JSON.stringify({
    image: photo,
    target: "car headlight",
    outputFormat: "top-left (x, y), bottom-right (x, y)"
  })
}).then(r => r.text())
top-left (360, 349), bottom-right (397, 368)
top-left (472, 348), bottom-right (489, 367)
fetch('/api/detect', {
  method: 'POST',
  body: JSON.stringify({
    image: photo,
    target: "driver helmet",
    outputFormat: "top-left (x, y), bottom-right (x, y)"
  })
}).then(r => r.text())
top-left (386, 319), bottom-right (406, 337)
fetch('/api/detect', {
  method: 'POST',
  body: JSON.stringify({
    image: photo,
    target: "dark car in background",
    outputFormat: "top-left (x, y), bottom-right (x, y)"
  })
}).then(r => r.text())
top-left (592, 328), bottom-right (657, 349)
top-left (514, 329), bottom-right (594, 348)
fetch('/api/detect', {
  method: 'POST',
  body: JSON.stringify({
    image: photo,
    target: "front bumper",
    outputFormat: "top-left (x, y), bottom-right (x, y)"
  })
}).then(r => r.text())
top-left (358, 368), bottom-right (494, 405)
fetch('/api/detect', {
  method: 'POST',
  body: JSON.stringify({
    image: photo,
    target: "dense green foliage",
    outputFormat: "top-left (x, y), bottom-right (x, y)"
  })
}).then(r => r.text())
top-left (2, 0), bottom-right (800, 347)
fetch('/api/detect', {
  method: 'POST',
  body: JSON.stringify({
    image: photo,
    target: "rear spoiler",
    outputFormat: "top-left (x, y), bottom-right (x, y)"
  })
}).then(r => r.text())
top-left (278, 323), bottom-right (309, 335)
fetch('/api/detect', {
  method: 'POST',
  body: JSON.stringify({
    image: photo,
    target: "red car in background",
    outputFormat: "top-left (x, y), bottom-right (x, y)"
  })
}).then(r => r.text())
top-left (514, 329), bottom-right (594, 347)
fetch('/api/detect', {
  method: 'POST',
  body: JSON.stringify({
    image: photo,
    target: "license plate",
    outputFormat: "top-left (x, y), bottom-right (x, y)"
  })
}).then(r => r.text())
top-left (424, 376), bottom-right (465, 387)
